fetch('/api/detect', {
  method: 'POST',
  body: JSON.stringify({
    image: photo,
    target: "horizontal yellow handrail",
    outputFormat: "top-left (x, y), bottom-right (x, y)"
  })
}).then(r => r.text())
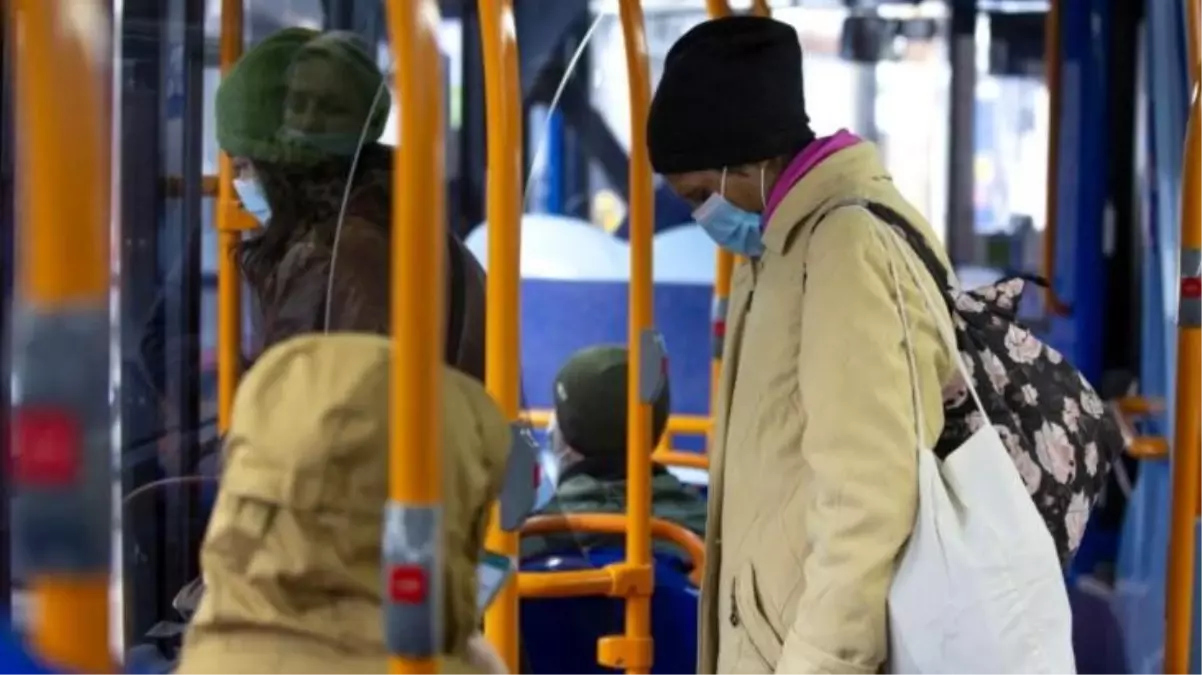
top-left (525, 409), bottom-right (711, 470)
top-left (521, 513), bottom-right (704, 586)
top-left (525, 409), bottom-right (710, 434)
top-left (163, 174), bottom-right (256, 232)
top-left (164, 174), bottom-right (217, 198)
top-left (1127, 436), bottom-right (1169, 460)
top-left (1115, 396), bottom-right (1165, 417)
top-left (519, 567), bottom-right (622, 598)
top-left (651, 450), bottom-right (708, 470)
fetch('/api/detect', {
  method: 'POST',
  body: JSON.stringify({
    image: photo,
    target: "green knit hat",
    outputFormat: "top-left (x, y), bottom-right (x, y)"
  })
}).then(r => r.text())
top-left (552, 345), bottom-right (671, 459)
top-left (215, 27), bottom-right (391, 164)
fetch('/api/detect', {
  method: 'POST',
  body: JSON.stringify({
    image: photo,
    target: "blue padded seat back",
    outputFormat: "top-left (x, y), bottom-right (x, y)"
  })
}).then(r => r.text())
top-left (0, 625), bottom-right (56, 674)
top-left (520, 548), bottom-right (698, 674)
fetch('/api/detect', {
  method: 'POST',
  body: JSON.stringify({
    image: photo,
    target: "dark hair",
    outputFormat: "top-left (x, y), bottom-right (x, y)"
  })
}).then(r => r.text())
top-left (775, 136), bottom-right (813, 170)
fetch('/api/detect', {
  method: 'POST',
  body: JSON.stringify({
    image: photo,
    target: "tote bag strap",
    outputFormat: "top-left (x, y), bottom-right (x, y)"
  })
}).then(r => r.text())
top-left (869, 218), bottom-right (929, 450)
top-left (864, 214), bottom-right (990, 425)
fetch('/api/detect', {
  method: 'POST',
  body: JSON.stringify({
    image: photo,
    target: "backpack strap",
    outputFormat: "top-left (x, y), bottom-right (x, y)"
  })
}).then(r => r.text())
top-left (445, 231), bottom-right (467, 366)
top-left (860, 202), bottom-right (957, 315)
top-left (813, 198), bottom-right (958, 316)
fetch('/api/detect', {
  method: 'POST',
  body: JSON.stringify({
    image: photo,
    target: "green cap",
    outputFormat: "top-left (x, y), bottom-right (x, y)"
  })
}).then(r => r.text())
top-left (215, 28), bottom-right (391, 164)
top-left (552, 345), bottom-right (671, 460)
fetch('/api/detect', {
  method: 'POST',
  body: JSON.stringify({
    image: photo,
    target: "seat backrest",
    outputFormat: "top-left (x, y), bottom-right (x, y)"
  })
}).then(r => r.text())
top-left (0, 625), bottom-right (56, 674)
top-left (520, 548), bottom-right (698, 674)
top-left (1068, 581), bottom-right (1129, 674)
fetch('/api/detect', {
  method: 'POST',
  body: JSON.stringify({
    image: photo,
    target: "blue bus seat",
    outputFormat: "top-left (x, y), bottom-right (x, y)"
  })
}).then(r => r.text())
top-left (1068, 580), bottom-right (1128, 674)
top-left (520, 548), bottom-right (699, 674)
top-left (0, 625), bottom-right (57, 674)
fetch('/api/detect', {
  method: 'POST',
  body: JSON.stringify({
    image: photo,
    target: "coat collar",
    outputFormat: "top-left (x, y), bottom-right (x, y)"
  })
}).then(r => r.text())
top-left (761, 142), bottom-right (892, 255)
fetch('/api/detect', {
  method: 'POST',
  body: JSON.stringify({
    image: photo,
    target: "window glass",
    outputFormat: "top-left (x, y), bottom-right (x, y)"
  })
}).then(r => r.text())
top-left (112, 0), bottom-right (375, 658)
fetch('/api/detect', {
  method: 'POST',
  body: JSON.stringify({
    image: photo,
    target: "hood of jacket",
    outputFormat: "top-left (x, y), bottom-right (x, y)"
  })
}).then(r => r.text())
top-left (177, 334), bottom-right (510, 673)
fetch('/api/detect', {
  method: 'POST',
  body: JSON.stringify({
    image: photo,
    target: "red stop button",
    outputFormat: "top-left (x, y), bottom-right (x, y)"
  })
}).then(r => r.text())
top-left (12, 408), bottom-right (80, 487)
top-left (388, 565), bottom-right (428, 604)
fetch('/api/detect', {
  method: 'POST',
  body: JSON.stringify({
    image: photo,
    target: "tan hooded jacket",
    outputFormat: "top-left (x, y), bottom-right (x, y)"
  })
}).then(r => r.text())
top-left (175, 334), bottom-right (510, 673)
top-left (700, 142), bottom-right (957, 674)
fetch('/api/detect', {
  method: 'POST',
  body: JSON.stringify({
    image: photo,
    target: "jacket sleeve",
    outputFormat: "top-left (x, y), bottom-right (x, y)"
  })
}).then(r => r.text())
top-left (777, 209), bottom-right (948, 674)
top-left (264, 228), bottom-right (391, 346)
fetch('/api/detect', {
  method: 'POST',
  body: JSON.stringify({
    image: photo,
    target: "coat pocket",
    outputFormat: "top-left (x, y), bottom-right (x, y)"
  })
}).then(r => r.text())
top-left (731, 562), bottom-right (783, 669)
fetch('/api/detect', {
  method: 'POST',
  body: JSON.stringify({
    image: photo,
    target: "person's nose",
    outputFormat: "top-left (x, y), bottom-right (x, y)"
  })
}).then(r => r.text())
top-left (290, 101), bottom-right (323, 133)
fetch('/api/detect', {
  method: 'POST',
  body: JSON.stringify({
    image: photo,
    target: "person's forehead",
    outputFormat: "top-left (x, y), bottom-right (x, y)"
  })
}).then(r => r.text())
top-left (286, 57), bottom-right (350, 94)
top-left (666, 170), bottom-right (721, 202)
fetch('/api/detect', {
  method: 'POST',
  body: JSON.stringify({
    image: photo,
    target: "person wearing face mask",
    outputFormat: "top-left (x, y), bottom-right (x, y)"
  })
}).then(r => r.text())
top-left (521, 345), bottom-right (707, 564)
top-left (647, 16), bottom-right (959, 675)
top-left (214, 28), bottom-right (487, 380)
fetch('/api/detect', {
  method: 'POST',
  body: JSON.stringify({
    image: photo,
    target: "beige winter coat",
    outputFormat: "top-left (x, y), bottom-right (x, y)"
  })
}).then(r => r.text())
top-left (700, 142), bottom-right (957, 674)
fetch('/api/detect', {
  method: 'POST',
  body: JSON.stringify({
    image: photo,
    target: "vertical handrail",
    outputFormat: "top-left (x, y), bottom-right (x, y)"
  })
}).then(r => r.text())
top-left (705, 0), bottom-right (732, 437)
top-left (1187, 0), bottom-right (1200, 88)
top-left (384, 1), bottom-right (446, 673)
top-left (9, 0), bottom-right (113, 671)
top-left (215, 0), bottom-right (248, 433)
top-left (479, 0), bottom-right (524, 671)
top-left (619, 1), bottom-right (655, 673)
top-left (704, 0), bottom-right (731, 17)
top-left (706, 0), bottom-right (769, 442)
top-left (1164, 83), bottom-right (1201, 675)
top-left (1042, 0), bottom-right (1071, 315)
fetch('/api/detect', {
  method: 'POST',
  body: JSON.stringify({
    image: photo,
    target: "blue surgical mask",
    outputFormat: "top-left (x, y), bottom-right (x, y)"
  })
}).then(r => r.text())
top-left (693, 166), bottom-right (767, 257)
top-left (233, 177), bottom-right (271, 225)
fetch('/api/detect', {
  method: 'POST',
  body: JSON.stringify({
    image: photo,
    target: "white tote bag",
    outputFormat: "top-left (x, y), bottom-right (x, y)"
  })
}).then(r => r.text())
top-left (873, 221), bottom-right (1077, 674)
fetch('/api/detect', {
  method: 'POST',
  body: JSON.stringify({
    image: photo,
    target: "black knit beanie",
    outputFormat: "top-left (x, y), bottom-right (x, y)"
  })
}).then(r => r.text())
top-left (648, 16), bottom-right (815, 175)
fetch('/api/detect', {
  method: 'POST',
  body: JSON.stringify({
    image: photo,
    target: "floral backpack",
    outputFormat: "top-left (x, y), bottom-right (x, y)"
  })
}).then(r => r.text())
top-left (853, 200), bottom-right (1128, 564)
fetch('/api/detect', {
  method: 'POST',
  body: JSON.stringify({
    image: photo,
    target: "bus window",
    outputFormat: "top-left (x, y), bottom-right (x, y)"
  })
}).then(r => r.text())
top-left (116, 0), bottom-right (328, 660)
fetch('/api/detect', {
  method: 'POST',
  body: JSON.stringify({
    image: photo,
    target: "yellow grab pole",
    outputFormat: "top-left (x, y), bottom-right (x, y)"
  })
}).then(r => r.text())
top-left (710, 263), bottom-right (733, 441)
top-left (384, 1), bottom-right (446, 673)
top-left (1164, 85), bottom-right (1201, 675)
top-left (1187, 0), bottom-right (1200, 89)
top-left (479, 0), bottom-right (524, 671)
top-left (10, 0), bottom-right (113, 671)
top-left (614, 1), bottom-right (656, 673)
top-left (706, 0), bottom-right (733, 436)
top-left (11, 2), bottom-right (109, 306)
top-left (704, 0), bottom-right (732, 17)
top-left (705, 0), bottom-right (768, 444)
top-left (215, 0), bottom-right (251, 432)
